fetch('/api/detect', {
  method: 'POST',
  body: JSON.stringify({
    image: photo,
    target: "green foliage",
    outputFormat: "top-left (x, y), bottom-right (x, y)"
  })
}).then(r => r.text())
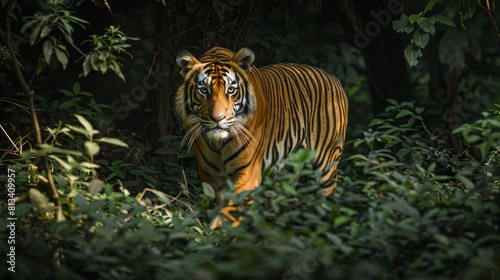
top-left (21, 0), bottom-right (89, 71)
top-left (453, 107), bottom-right (500, 160)
top-left (82, 25), bottom-right (138, 81)
top-left (2, 101), bottom-right (500, 279)
top-left (393, 1), bottom-right (456, 67)
top-left (2, 1), bottom-right (500, 279)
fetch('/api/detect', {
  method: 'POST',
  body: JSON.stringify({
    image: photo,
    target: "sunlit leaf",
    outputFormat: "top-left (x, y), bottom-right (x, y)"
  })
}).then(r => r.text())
top-left (74, 114), bottom-right (95, 135)
top-left (49, 155), bottom-right (73, 171)
top-left (150, 189), bottom-right (172, 205)
top-left (88, 179), bottom-right (104, 195)
top-left (96, 137), bottom-right (129, 148)
top-left (202, 182), bottom-right (215, 199)
top-left (79, 161), bottom-right (100, 169)
top-left (84, 141), bottom-right (100, 157)
top-left (29, 188), bottom-right (53, 214)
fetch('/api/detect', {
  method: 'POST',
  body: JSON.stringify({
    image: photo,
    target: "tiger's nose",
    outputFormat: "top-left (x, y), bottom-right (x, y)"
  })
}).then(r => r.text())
top-left (211, 113), bottom-right (226, 122)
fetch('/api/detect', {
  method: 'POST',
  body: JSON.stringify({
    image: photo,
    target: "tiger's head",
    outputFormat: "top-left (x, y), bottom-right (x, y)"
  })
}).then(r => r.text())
top-left (175, 47), bottom-right (256, 148)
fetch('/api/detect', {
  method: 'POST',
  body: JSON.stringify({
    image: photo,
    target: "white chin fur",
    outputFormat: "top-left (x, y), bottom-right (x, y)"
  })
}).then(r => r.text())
top-left (205, 129), bottom-right (230, 141)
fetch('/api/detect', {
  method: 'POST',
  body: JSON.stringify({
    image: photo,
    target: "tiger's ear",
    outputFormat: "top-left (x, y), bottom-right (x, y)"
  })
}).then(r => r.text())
top-left (232, 48), bottom-right (255, 73)
top-left (176, 50), bottom-right (200, 77)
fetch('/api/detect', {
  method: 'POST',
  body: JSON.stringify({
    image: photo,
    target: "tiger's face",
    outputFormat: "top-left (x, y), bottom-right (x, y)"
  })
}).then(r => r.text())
top-left (175, 48), bottom-right (256, 148)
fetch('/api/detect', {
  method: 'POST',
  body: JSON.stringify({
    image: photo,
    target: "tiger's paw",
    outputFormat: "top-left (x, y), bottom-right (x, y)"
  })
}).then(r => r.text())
top-left (209, 206), bottom-right (242, 231)
top-left (209, 215), bottom-right (223, 231)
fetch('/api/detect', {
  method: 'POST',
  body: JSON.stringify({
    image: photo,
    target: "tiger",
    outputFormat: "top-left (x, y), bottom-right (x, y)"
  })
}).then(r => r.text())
top-left (175, 46), bottom-right (348, 230)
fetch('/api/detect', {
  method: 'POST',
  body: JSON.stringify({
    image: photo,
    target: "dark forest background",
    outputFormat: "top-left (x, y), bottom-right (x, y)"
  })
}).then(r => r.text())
top-left (1, 0), bottom-right (500, 279)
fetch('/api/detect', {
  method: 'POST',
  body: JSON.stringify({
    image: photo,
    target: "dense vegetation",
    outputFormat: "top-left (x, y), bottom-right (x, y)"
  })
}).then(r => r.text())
top-left (1, 0), bottom-right (500, 279)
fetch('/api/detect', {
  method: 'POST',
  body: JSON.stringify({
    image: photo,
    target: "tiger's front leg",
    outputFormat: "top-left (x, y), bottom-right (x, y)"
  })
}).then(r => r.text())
top-left (209, 164), bottom-right (262, 230)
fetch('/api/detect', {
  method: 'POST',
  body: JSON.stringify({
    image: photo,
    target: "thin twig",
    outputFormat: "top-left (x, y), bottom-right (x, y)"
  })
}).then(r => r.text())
top-left (137, 187), bottom-right (203, 227)
top-left (0, 124), bottom-right (21, 154)
top-left (477, 0), bottom-right (500, 47)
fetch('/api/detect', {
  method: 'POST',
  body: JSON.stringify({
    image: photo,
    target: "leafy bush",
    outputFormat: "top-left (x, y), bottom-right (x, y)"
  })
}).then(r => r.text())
top-left (2, 1), bottom-right (500, 279)
top-left (2, 101), bottom-right (499, 280)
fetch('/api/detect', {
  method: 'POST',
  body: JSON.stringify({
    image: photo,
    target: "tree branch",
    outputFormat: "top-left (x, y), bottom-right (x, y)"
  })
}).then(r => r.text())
top-left (477, 0), bottom-right (500, 48)
top-left (1, 2), bottom-right (63, 222)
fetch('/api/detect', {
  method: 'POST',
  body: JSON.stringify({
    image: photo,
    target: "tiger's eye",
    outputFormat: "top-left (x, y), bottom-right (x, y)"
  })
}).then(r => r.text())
top-left (198, 87), bottom-right (208, 96)
top-left (227, 87), bottom-right (236, 95)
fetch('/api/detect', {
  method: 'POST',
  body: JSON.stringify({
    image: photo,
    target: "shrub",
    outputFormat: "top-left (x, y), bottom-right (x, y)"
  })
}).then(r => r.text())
top-left (2, 101), bottom-right (500, 279)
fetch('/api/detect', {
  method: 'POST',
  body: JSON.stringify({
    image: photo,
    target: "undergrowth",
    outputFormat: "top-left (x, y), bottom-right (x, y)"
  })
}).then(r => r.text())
top-left (1, 100), bottom-right (499, 280)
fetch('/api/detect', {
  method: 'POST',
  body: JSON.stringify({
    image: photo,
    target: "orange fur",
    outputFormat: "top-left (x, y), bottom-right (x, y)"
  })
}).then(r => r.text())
top-left (175, 47), bottom-right (348, 229)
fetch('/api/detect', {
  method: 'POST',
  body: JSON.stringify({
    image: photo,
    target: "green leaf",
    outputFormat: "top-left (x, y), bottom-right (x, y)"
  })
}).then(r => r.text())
top-left (21, 20), bottom-right (37, 34)
top-left (430, 14), bottom-right (456, 27)
top-left (30, 22), bottom-right (43, 45)
top-left (74, 114), bottom-right (94, 135)
top-left (29, 188), bottom-right (53, 214)
top-left (464, 134), bottom-right (481, 143)
top-left (202, 182), bottom-right (215, 199)
top-left (66, 125), bottom-right (91, 138)
top-left (334, 216), bottom-right (350, 228)
top-left (417, 18), bottom-right (436, 35)
top-left (150, 189), bottom-right (172, 205)
top-left (456, 175), bottom-right (474, 189)
top-left (88, 179), bottom-right (104, 195)
top-left (408, 13), bottom-right (422, 23)
top-left (96, 137), bottom-right (129, 148)
top-left (59, 18), bottom-right (74, 36)
top-left (412, 31), bottom-right (430, 48)
top-left (115, 68), bottom-right (126, 82)
top-left (84, 141), bottom-right (100, 157)
top-left (423, 0), bottom-right (442, 15)
top-left (382, 201), bottom-right (420, 218)
top-left (79, 161), bottom-right (100, 169)
top-left (99, 61), bottom-right (108, 74)
top-left (58, 99), bottom-right (79, 109)
top-left (393, 14), bottom-right (414, 33)
top-left (404, 44), bottom-right (423, 67)
top-left (72, 82), bottom-right (81, 94)
top-left (396, 109), bottom-right (415, 119)
top-left (40, 24), bottom-right (53, 39)
top-left (54, 46), bottom-right (68, 69)
top-left (49, 155), bottom-right (73, 171)
top-left (434, 234), bottom-right (449, 246)
top-left (83, 55), bottom-right (92, 76)
top-left (43, 39), bottom-right (53, 63)
top-left (37, 144), bottom-right (83, 157)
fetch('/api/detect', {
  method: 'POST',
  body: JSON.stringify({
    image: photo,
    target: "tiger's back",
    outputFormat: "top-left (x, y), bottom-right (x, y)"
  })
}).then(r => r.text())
top-left (252, 63), bottom-right (348, 195)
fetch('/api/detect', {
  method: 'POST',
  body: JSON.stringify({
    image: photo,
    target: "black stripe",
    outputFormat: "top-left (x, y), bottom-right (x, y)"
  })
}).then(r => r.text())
top-left (195, 141), bottom-right (220, 172)
top-left (223, 138), bottom-right (252, 165)
top-left (228, 161), bottom-right (252, 178)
